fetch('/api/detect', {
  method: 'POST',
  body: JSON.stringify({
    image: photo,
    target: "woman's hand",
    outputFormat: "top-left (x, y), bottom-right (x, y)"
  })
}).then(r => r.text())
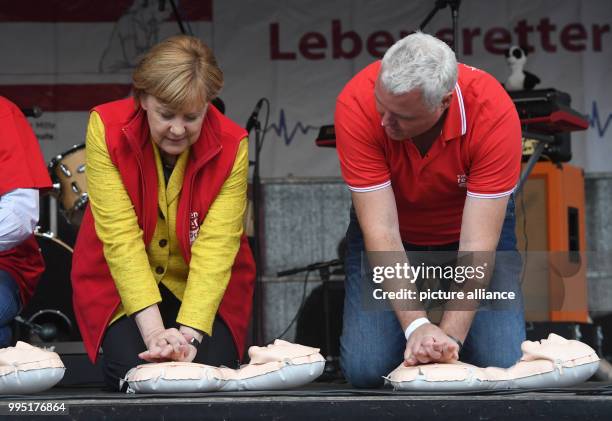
top-left (177, 325), bottom-right (204, 363)
top-left (134, 305), bottom-right (194, 362)
top-left (138, 327), bottom-right (191, 363)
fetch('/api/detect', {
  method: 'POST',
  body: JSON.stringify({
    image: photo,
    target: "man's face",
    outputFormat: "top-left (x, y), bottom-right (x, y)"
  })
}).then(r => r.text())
top-left (374, 77), bottom-right (449, 141)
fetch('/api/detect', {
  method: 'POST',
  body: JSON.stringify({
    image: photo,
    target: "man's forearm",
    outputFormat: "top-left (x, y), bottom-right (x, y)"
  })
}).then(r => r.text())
top-left (352, 188), bottom-right (431, 336)
top-left (363, 229), bottom-right (427, 331)
top-left (438, 249), bottom-right (498, 341)
top-left (396, 310), bottom-right (429, 331)
top-left (440, 195), bottom-right (509, 342)
top-left (439, 310), bottom-right (475, 342)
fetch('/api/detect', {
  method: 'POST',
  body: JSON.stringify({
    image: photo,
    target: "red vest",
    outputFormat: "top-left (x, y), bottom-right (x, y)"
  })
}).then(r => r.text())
top-left (71, 98), bottom-right (255, 363)
top-left (0, 96), bottom-right (52, 305)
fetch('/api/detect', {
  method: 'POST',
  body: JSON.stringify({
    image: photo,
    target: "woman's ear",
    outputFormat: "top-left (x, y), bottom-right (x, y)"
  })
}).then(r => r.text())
top-left (139, 94), bottom-right (149, 111)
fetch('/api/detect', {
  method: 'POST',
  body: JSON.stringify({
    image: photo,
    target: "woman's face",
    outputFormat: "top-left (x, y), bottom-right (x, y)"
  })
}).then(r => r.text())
top-left (140, 94), bottom-right (208, 159)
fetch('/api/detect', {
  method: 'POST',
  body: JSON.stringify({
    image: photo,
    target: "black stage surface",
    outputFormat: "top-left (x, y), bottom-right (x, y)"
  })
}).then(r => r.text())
top-left (1, 382), bottom-right (612, 420)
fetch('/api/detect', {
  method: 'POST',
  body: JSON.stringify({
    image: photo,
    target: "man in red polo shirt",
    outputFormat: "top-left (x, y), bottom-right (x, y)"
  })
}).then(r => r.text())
top-left (335, 32), bottom-right (524, 388)
top-left (0, 96), bottom-right (52, 348)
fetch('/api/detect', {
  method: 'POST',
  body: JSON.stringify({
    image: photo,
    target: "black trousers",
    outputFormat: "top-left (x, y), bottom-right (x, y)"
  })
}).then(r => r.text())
top-left (101, 284), bottom-right (239, 391)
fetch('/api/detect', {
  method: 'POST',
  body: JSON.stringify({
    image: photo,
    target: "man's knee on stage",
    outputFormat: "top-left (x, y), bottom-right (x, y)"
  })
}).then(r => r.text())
top-left (0, 270), bottom-right (21, 348)
top-left (340, 343), bottom-right (399, 388)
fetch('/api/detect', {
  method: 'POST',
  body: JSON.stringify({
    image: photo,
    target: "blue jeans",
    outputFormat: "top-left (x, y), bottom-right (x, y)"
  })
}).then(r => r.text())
top-left (0, 270), bottom-right (21, 347)
top-left (340, 197), bottom-right (525, 388)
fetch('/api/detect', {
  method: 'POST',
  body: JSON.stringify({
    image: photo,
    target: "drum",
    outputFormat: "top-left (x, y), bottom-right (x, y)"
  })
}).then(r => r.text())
top-left (15, 232), bottom-right (81, 343)
top-left (48, 144), bottom-right (88, 226)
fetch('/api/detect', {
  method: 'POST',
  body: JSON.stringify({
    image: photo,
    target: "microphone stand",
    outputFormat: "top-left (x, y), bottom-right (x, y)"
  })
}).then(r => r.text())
top-left (449, 0), bottom-right (460, 54)
top-left (276, 259), bottom-right (343, 277)
top-left (250, 118), bottom-right (264, 345)
top-left (277, 259), bottom-right (344, 378)
top-left (419, 0), bottom-right (462, 54)
top-left (164, 0), bottom-right (190, 35)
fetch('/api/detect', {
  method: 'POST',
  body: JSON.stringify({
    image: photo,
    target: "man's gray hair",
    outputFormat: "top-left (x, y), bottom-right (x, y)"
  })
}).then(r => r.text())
top-left (380, 32), bottom-right (458, 110)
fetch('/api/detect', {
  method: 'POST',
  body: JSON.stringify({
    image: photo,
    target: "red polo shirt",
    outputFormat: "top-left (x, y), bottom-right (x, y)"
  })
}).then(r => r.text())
top-left (335, 61), bottom-right (522, 245)
top-left (0, 96), bottom-right (52, 305)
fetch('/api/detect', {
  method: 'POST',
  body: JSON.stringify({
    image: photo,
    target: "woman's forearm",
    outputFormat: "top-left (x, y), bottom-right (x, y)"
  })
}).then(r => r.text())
top-left (133, 304), bottom-right (165, 344)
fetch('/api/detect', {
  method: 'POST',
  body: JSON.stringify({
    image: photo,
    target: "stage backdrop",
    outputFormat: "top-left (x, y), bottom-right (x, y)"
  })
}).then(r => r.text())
top-left (0, 0), bottom-right (610, 177)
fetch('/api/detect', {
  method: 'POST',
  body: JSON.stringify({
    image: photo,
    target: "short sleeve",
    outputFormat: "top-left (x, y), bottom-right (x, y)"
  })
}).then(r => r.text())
top-left (0, 100), bottom-right (51, 195)
top-left (466, 92), bottom-right (522, 199)
top-left (334, 97), bottom-right (390, 192)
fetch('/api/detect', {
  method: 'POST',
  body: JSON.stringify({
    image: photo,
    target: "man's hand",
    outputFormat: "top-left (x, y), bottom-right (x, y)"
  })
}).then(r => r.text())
top-left (404, 324), bottom-right (459, 366)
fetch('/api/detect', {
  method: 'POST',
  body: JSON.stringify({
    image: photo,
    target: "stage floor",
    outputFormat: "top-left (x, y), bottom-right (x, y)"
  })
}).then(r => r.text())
top-left (2, 382), bottom-right (612, 420)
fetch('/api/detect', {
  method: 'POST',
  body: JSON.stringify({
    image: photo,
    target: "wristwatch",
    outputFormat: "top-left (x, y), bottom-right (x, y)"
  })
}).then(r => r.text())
top-left (188, 337), bottom-right (201, 349)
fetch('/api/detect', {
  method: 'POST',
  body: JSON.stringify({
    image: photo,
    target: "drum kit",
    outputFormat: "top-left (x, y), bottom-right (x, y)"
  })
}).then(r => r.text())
top-left (47, 143), bottom-right (88, 226)
top-left (15, 143), bottom-right (88, 344)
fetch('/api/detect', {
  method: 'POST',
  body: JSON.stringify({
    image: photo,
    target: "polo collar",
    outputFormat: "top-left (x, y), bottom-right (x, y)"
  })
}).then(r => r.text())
top-left (440, 83), bottom-right (467, 142)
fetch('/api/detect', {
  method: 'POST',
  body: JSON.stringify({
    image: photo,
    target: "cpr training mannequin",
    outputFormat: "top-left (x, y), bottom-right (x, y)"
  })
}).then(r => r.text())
top-left (386, 334), bottom-right (599, 391)
top-left (122, 340), bottom-right (325, 393)
top-left (0, 342), bottom-right (65, 394)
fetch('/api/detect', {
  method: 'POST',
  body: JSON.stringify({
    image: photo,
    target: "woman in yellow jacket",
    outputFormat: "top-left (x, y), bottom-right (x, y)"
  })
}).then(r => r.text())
top-left (72, 35), bottom-right (255, 391)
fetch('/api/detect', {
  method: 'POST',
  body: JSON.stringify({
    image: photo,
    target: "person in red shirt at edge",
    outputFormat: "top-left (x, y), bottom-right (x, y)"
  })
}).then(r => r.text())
top-left (0, 97), bottom-right (52, 348)
top-left (335, 32), bottom-right (524, 388)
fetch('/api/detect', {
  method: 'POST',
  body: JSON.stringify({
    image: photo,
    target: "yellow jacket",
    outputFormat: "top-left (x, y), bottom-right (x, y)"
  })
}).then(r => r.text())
top-left (85, 111), bottom-right (249, 335)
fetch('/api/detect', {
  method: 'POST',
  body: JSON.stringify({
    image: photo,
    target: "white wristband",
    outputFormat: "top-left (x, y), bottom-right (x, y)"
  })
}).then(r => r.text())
top-left (404, 317), bottom-right (431, 341)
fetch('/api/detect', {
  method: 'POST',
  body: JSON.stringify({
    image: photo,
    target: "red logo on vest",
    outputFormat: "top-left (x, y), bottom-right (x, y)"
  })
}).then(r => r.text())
top-left (457, 174), bottom-right (467, 188)
top-left (189, 211), bottom-right (200, 244)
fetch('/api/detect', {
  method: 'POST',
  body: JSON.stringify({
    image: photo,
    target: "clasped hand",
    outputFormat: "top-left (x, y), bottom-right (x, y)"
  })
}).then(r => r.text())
top-left (138, 327), bottom-right (198, 363)
top-left (404, 324), bottom-right (460, 366)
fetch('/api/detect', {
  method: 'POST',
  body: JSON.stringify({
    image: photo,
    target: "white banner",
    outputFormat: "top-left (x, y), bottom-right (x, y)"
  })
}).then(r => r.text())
top-left (1, 0), bottom-right (610, 177)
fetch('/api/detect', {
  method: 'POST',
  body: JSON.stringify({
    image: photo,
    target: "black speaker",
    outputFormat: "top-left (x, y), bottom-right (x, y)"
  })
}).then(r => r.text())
top-left (295, 281), bottom-right (344, 359)
top-left (15, 232), bottom-right (81, 343)
top-left (592, 314), bottom-right (612, 362)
